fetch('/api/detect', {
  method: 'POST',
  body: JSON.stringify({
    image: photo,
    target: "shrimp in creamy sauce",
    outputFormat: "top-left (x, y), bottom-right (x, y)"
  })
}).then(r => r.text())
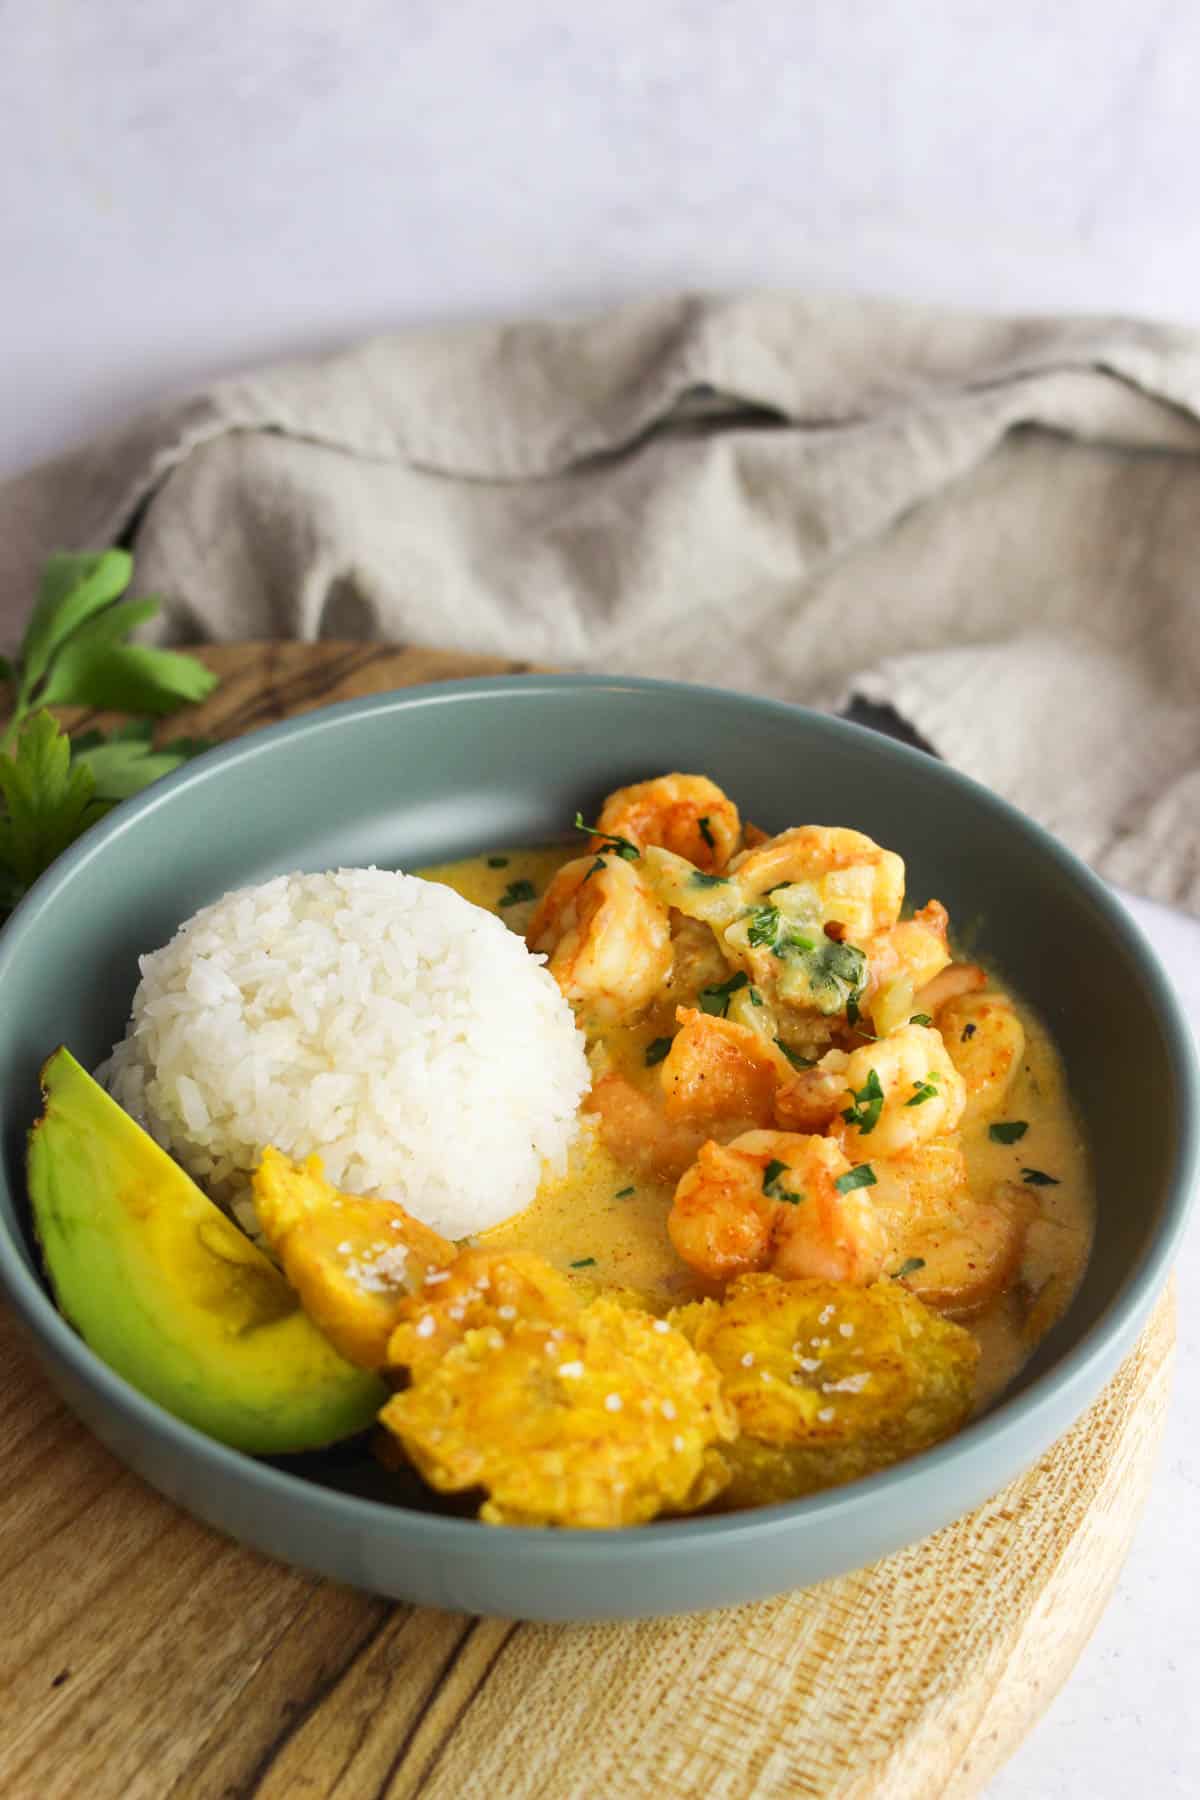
top-left (410, 771), bottom-right (1092, 1512)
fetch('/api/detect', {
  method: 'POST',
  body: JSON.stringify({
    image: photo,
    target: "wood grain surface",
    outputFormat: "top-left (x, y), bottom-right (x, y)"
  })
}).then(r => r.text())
top-left (0, 642), bottom-right (1176, 1800)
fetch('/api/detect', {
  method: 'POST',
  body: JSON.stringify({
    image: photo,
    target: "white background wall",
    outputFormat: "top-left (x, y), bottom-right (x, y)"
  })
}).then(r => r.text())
top-left (3, 1), bottom-right (1200, 475)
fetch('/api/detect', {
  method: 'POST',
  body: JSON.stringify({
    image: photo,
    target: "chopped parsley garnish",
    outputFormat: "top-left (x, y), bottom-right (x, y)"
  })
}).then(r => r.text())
top-left (498, 878), bottom-right (537, 908)
top-left (1021, 1168), bottom-right (1060, 1186)
top-left (572, 811), bottom-right (639, 860)
top-left (905, 1075), bottom-right (941, 1107)
top-left (761, 1159), bottom-right (806, 1204)
top-left (780, 930), bottom-right (817, 954)
top-left (909, 1012), bottom-right (933, 1027)
top-left (746, 901), bottom-right (781, 949)
top-left (766, 882), bottom-right (794, 894)
top-left (892, 1257), bottom-right (926, 1280)
top-left (644, 1036), bottom-right (673, 1066)
top-left (841, 1068), bottom-right (885, 1135)
top-left (569, 1257), bottom-right (597, 1269)
top-left (614, 1186), bottom-right (635, 1199)
top-left (698, 815), bottom-right (716, 850)
top-left (487, 855), bottom-right (509, 868)
top-left (749, 986), bottom-right (763, 1007)
top-left (777, 936), bottom-right (867, 1017)
top-left (698, 970), bottom-right (749, 1016)
top-left (690, 870), bottom-right (730, 889)
top-left (776, 1039), bottom-right (817, 1069)
top-left (835, 1164), bottom-right (877, 1195)
top-left (962, 1022), bottom-right (977, 1041)
top-left (989, 1120), bottom-right (1028, 1144)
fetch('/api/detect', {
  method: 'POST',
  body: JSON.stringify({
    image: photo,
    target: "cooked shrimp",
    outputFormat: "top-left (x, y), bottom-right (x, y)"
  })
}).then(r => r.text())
top-left (661, 1009), bottom-right (850, 1137)
top-left (729, 826), bottom-right (905, 941)
top-left (835, 1023), bottom-right (966, 1159)
top-left (939, 993), bottom-right (1026, 1122)
top-left (593, 773), bottom-right (741, 873)
top-left (863, 901), bottom-right (952, 1035)
top-left (869, 1135), bottom-right (970, 1236)
top-left (869, 1139), bottom-right (1035, 1315)
top-left (526, 852), bottom-right (672, 1021)
top-left (669, 1131), bottom-right (890, 1285)
top-left (660, 1008), bottom-right (779, 1131)
top-left (584, 1072), bottom-right (710, 1182)
top-left (894, 1181), bottom-right (1038, 1317)
top-left (912, 961), bottom-right (987, 1017)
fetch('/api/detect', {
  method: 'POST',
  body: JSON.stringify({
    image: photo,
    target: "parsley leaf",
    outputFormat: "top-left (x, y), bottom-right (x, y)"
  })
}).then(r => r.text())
top-left (989, 1120), bottom-right (1028, 1144)
top-left (614, 1186), bottom-right (635, 1199)
top-left (698, 815), bottom-right (716, 850)
top-left (962, 1022), bottom-right (977, 1041)
top-left (0, 712), bottom-right (103, 890)
top-left (0, 553), bottom-right (221, 927)
top-left (835, 1164), bottom-right (877, 1195)
top-left (891, 1257), bottom-right (926, 1280)
top-left (498, 878), bottom-right (537, 908)
top-left (776, 934), bottom-right (866, 1018)
top-left (569, 1257), bottom-right (597, 1269)
top-left (1021, 1168), bottom-right (1060, 1186)
top-left (761, 1158), bottom-right (806, 1204)
top-left (909, 1012), bottom-right (933, 1027)
top-left (17, 551), bottom-right (136, 698)
top-left (746, 901), bottom-right (780, 949)
top-left (841, 1067), bottom-right (885, 1134)
top-left (487, 855), bottom-right (509, 868)
top-left (72, 737), bottom-right (195, 803)
top-left (776, 1039), bottom-right (817, 1069)
top-left (573, 812), bottom-right (639, 860)
top-left (644, 1036), bottom-right (673, 1066)
top-left (698, 970), bottom-right (749, 1016)
top-left (689, 871), bottom-right (729, 889)
top-left (904, 1076), bottom-right (941, 1108)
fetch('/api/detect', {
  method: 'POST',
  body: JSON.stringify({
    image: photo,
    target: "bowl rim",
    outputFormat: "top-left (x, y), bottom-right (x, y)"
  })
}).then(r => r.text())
top-left (0, 670), bottom-right (1196, 1555)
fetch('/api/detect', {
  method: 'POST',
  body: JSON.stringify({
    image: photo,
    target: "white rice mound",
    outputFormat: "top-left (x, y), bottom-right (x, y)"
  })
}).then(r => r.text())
top-left (100, 868), bottom-right (591, 1240)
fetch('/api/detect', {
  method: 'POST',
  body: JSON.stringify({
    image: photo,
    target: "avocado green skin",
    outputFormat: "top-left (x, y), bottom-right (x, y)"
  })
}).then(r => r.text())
top-left (27, 1049), bottom-right (387, 1455)
top-left (0, 676), bottom-right (1194, 1620)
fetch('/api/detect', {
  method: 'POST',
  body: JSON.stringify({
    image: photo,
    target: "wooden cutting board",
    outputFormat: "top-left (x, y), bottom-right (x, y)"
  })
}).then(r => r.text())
top-left (0, 642), bottom-right (1175, 1800)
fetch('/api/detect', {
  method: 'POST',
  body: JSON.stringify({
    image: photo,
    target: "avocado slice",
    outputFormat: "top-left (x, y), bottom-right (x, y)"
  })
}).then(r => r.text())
top-left (27, 1048), bottom-right (388, 1454)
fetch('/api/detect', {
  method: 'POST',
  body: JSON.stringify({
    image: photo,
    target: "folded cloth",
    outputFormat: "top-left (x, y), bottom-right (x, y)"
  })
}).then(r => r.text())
top-left (1, 293), bottom-right (1198, 914)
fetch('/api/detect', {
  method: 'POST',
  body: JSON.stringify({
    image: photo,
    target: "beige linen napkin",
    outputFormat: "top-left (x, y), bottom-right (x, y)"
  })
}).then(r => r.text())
top-left (1, 294), bottom-right (1198, 913)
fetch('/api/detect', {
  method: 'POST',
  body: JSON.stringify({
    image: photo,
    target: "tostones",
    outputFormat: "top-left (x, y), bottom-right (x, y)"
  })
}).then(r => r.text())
top-left (382, 1253), bottom-right (734, 1527)
top-left (671, 1272), bottom-right (977, 1507)
top-left (252, 1147), bottom-right (456, 1369)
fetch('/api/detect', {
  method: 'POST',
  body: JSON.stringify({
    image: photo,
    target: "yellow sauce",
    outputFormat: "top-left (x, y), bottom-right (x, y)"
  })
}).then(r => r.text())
top-left (419, 845), bottom-right (1094, 1412)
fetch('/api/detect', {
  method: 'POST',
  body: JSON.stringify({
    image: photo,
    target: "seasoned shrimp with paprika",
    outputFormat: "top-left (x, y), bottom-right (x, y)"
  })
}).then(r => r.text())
top-left (526, 852), bottom-right (672, 1022)
top-left (938, 992), bottom-right (1026, 1122)
top-left (835, 1024), bottom-right (965, 1160)
top-left (592, 772), bottom-right (741, 873)
top-left (669, 1130), bottom-right (890, 1285)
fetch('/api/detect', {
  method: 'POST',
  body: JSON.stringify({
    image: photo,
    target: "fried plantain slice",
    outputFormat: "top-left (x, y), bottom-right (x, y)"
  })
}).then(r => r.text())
top-left (671, 1272), bottom-right (977, 1507)
top-left (383, 1277), bottom-right (734, 1528)
top-left (386, 1247), bottom-right (577, 1371)
top-left (252, 1147), bottom-right (456, 1369)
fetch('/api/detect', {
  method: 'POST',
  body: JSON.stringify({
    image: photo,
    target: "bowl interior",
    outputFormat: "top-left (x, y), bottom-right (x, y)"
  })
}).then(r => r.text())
top-left (0, 677), bottom-right (1189, 1511)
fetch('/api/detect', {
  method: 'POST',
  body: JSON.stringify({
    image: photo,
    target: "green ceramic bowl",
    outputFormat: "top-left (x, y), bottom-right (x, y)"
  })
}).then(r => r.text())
top-left (0, 676), bottom-right (1194, 1620)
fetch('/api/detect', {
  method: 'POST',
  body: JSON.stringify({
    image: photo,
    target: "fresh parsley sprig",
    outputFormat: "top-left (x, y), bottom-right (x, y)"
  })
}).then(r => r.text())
top-left (841, 1068), bottom-right (885, 1134)
top-left (0, 551), bottom-right (219, 925)
top-left (573, 812), bottom-right (640, 861)
top-left (761, 1158), bottom-right (806, 1204)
